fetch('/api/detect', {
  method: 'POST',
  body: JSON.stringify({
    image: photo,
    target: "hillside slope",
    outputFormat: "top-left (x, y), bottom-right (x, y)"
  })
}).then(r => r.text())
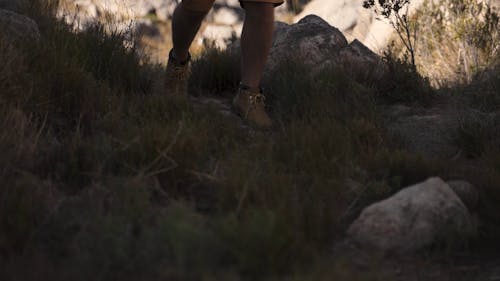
top-left (1, 1), bottom-right (499, 280)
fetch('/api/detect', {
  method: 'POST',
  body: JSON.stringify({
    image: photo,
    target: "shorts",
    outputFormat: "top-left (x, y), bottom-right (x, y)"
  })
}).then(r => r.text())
top-left (181, 0), bottom-right (284, 13)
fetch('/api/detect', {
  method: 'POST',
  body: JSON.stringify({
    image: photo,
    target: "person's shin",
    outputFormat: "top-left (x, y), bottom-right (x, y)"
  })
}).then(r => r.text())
top-left (240, 2), bottom-right (275, 89)
top-left (171, 2), bottom-right (211, 61)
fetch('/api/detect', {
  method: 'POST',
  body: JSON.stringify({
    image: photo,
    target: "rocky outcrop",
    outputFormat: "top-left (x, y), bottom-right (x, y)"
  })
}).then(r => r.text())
top-left (263, 15), bottom-right (385, 79)
top-left (294, 0), bottom-right (427, 52)
top-left (294, 0), bottom-right (384, 51)
top-left (0, 8), bottom-right (40, 42)
top-left (347, 177), bottom-right (476, 253)
top-left (57, 0), bottom-right (288, 45)
top-left (294, 0), bottom-right (372, 39)
top-left (295, 0), bottom-right (500, 52)
top-left (58, 0), bottom-right (177, 25)
top-left (267, 16), bottom-right (347, 71)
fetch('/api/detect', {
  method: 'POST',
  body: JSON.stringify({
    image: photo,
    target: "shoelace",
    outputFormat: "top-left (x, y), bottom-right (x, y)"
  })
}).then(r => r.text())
top-left (249, 92), bottom-right (266, 106)
top-left (166, 50), bottom-right (191, 80)
top-left (165, 64), bottom-right (190, 85)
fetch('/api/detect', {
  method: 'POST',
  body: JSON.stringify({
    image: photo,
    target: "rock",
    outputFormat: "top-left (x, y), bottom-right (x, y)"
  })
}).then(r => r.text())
top-left (214, 0), bottom-right (289, 14)
top-left (200, 24), bottom-right (238, 49)
top-left (259, 15), bottom-right (385, 80)
top-left (0, 0), bottom-right (25, 12)
top-left (447, 180), bottom-right (479, 211)
top-left (294, 0), bottom-right (426, 52)
top-left (493, 0), bottom-right (500, 12)
top-left (0, 8), bottom-right (40, 42)
top-left (58, 0), bottom-right (178, 29)
top-left (347, 177), bottom-right (476, 253)
top-left (384, 104), bottom-right (461, 158)
top-left (336, 39), bottom-right (386, 78)
top-left (56, 0), bottom-right (288, 52)
top-left (294, 0), bottom-right (381, 47)
top-left (155, 1), bottom-right (177, 22)
top-left (266, 15), bottom-right (348, 75)
top-left (295, 0), bottom-right (364, 31)
top-left (342, 39), bottom-right (379, 61)
top-left (215, 0), bottom-right (241, 8)
top-left (212, 7), bottom-right (240, 25)
top-left (362, 19), bottom-right (394, 52)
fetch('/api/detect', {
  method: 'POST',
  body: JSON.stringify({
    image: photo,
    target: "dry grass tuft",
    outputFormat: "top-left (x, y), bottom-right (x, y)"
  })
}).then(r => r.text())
top-left (411, 0), bottom-right (500, 87)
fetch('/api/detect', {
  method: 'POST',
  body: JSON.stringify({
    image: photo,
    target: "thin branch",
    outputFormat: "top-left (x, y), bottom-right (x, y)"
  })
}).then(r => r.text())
top-left (141, 120), bottom-right (184, 176)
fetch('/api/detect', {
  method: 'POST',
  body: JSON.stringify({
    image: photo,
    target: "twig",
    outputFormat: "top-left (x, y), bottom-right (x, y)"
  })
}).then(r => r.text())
top-left (140, 120), bottom-right (184, 177)
top-left (236, 182), bottom-right (249, 216)
top-left (187, 169), bottom-right (222, 182)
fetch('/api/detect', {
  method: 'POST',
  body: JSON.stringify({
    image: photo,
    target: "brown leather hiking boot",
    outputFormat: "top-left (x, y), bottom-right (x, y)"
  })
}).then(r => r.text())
top-left (232, 85), bottom-right (273, 129)
top-left (165, 49), bottom-right (191, 97)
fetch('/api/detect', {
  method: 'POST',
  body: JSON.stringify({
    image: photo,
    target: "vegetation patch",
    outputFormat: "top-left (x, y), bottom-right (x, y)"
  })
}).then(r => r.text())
top-left (1, 0), bottom-right (500, 280)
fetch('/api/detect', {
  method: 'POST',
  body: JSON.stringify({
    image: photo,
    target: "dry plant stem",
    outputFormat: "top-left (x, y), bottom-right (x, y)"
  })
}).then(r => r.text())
top-left (392, 5), bottom-right (416, 68)
top-left (141, 120), bottom-right (183, 178)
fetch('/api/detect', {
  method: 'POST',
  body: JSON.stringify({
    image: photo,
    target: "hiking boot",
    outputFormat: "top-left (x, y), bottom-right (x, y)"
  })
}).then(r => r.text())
top-left (232, 85), bottom-right (273, 129)
top-left (165, 49), bottom-right (191, 97)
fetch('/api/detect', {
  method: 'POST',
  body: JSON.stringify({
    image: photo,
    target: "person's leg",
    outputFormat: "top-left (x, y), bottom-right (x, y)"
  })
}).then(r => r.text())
top-left (240, 2), bottom-right (275, 90)
top-left (164, 0), bottom-right (214, 97)
top-left (171, 1), bottom-right (213, 61)
top-left (232, 2), bottom-right (275, 129)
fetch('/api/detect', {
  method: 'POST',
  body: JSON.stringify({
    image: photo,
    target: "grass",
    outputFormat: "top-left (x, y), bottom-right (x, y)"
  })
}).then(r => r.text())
top-left (405, 0), bottom-right (500, 87)
top-left (1, 0), bottom-right (500, 280)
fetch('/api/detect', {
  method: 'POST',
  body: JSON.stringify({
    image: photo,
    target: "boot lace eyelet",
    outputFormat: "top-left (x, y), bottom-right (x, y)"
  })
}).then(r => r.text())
top-left (249, 93), bottom-right (266, 105)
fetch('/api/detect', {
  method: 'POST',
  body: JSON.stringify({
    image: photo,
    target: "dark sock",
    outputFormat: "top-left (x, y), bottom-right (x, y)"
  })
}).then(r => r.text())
top-left (239, 82), bottom-right (261, 93)
top-left (169, 49), bottom-right (191, 66)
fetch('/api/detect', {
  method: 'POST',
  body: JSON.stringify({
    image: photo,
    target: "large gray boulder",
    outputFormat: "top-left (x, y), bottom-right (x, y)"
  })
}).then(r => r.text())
top-left (347, 177), bottom-right (476, 253)
top-left (263, 15), bottom-right (384, 79)
top-left (294, 0), bottom-right (426, 52)
top-left (294, 0), bottom-right (373, 39)
top-left (0, 8), bottom-right (40, 42)
top-left (267, 15), bottom-right (348, 72)
top-left (294, 0), bottom-right (388, 51)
